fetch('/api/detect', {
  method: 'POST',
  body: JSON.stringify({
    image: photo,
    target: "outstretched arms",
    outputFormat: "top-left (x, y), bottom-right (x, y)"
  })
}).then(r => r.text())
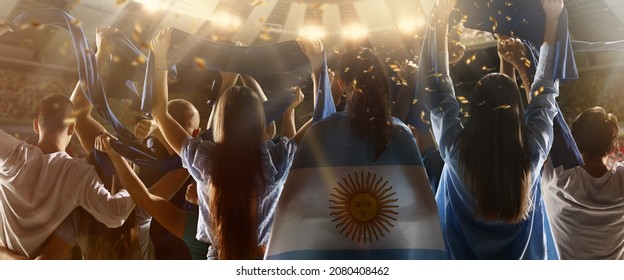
top-left (70, 26), bottom-right (117, 154)
top-left (150, 28), bottom-right (189, 156)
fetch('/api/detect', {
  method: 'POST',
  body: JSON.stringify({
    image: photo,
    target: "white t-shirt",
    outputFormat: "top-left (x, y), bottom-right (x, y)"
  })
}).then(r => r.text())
top-left (543, 160), bottom-right (624, 259)
top-left (0, 129), bottom-right (135, 258)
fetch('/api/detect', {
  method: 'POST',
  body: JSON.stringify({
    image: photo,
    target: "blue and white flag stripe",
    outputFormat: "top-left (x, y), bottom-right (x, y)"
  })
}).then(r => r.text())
top-left (266, 113), bottom-right (446, 260)
top-left (265, 166), bottom-right (446, 260)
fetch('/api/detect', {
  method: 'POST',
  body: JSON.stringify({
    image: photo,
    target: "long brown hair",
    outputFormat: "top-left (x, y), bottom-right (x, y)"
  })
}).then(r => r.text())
top-left (458, 73), bottom-right (531, 223)
top-left (339, 47), bottom-right (392, 161)
top-left (210, 86), bottom-right (266, 260)
top-left (79, 153), bottom-right (140, 259)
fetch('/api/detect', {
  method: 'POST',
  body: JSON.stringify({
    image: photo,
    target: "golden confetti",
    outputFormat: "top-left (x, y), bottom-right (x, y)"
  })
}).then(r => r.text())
top-left (136, 55), bottom-right (146, 64)
top-left (71, 19), bottom-right (81, 26)
top-left (489, 16), bottom-right (498, 33)
top-left (343, 67), bottom-right (350, 73)
top-left (259, 31), bottom-right (272, 41)
top-left (30, 21), bottom-right (42, 29)
top-left (533, 86), bottom-right (545, 96)
top-left (465, 54), bottom-right (477, 65)
top-left (521, 57), bottom-right (531, 68)
top-left (506, 16), bottom-right (512, 21)
top-left (457, 96), bottom-right (469, 104)
top-left (194, 57), bottom-right (206, 71)
top-left (420, 111), bottom-right (431, 125)
top-left (363, 66), bottom-right (374, 73)
top-left (112, 55), bottom-right (121, 63)
top-left (116, 0), bottom-right (127, 5)
top-left (412, 99), bottom-right (418, 105)
top-left (333, 47), bottom-right (340, 54)
top-left (478, 101), bottom-right (486, 106)
top-left (492, 105), bottom-right (511, 111)
top-left (133, 23), bottom-right (142, 42)
top-left (505, 1), bottom-right (514, 6)
top-left (481, 66), bottom-right (496, 71)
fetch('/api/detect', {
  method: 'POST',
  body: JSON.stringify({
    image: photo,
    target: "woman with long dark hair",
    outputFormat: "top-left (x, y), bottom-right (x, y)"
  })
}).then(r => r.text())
top-left (134, 28), bottom-right (316, 259)
top-left (430, 0), bottom-right (563, 259)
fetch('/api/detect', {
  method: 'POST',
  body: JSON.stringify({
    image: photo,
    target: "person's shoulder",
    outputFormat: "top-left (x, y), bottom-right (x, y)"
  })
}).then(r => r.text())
top-left (612, 162), bottom-right (624, 174)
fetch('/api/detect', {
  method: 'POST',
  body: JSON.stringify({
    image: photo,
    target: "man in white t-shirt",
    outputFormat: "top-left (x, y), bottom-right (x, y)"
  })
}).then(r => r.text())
top-left (0, 95), bottom-right (135, 258)
top-left (543, 106), bottom-right (624, 259)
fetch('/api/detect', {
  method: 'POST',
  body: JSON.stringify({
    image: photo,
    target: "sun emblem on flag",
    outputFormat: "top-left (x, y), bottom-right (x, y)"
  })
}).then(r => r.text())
top-left (329, 171), bottom-right (399, 243)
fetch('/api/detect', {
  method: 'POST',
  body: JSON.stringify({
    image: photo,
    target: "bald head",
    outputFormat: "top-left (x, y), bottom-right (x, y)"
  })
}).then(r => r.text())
top-left (168, 99), bottom-right (200, 136)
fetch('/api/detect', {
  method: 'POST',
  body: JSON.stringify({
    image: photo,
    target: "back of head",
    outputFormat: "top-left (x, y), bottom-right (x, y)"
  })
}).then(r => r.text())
top-left (34, 95), bottom-right (74, 133)
top-left (572, 106), bottom-right (619, 159)
top-left (210, 86), bottom-right (266, 259)
top-left (339, 47), bottom-right (392, 161)
top-left (459, 73), bottom-right (531, 223)
top-left (167, 99), bottom-right (200, 135)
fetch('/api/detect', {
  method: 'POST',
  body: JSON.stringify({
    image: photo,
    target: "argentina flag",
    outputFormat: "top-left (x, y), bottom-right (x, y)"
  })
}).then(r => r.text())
top-left (265, 112), bottom-right (446, 260)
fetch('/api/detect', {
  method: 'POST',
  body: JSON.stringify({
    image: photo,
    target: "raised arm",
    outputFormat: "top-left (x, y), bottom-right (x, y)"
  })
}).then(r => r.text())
top-left (428, 0), bottom-right (462, 160)
top-left (95, 134), bottom-right (188, 239)
top-left (150, 27), bottom-right (190, 156)
top-left (70, 27), bottom-right (117, 154)
top-left (525, 0), bottom-right (564, 159)
top-left (281, 86), bottom-right (305, 138)
top-left (497, 36), bottom-right (533, 103)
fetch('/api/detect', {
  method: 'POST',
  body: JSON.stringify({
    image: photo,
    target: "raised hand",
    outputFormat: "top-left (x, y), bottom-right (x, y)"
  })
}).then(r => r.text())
top-left (542, 0), bottom-right (564, 22)
top-left (395, 59), bottom-right (418, 85)
top-left (288, 86), bottom-right (305, 110)
top-left (497, 36), bottom-right (529, 69)
top-left (150, 27), bottom-right (172, 69)
top-left (94, 132), bottom-right (118, 155)
top-left (95, 26), bottom-right (118, 56)
top-left (449, 40), bottom-right (466, 66)
top-left (297, 38), bottom-right (324, 66)
top-left (541, 0), bottom-right (564, 45)
top-left (434, 0), bottom-right (456, 21)
top-left (133, 118), bottom-right (158, 141)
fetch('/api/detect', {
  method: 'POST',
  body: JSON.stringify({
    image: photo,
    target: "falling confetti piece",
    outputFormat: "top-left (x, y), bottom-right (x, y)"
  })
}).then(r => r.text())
top-left (71, 19), bottom-right (81, 26)
top-left (533, 86), bottom-right (545, 96)
top-left (343, 67), bottom-right (350, 73)
top-left (420, 111), bottom-right (431, 125)
top-left (478, 101), bottom-right (486, 106)
top-left (30, 21), bottom-right (42, 29)
top-left (333, 47), bottom-right (340, 54)
top-left (465, 54), bottom-right (477, 65)
top-left (492, 105), bottom-right (511, 111)
top-left (194, 57), bottom-right (206, 71)
top-left (363, 66), bottom-right (374, 73)
top-left (457, 96), bottom-right (469, 104)
top-left (116, 0), bottom-right (127, 5)
top-left (489, 16), bottom-right (498, 33)
top-left (521, 57), bottom-right (531, 68)
top-left (481, 66), bottom-right (496, 71)
top-left (112, 55), bottom-right (121, 63)
top-left (136, 56), bottom-right (146, 64)
top-left (506, 16), bottom-right (512, 21)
